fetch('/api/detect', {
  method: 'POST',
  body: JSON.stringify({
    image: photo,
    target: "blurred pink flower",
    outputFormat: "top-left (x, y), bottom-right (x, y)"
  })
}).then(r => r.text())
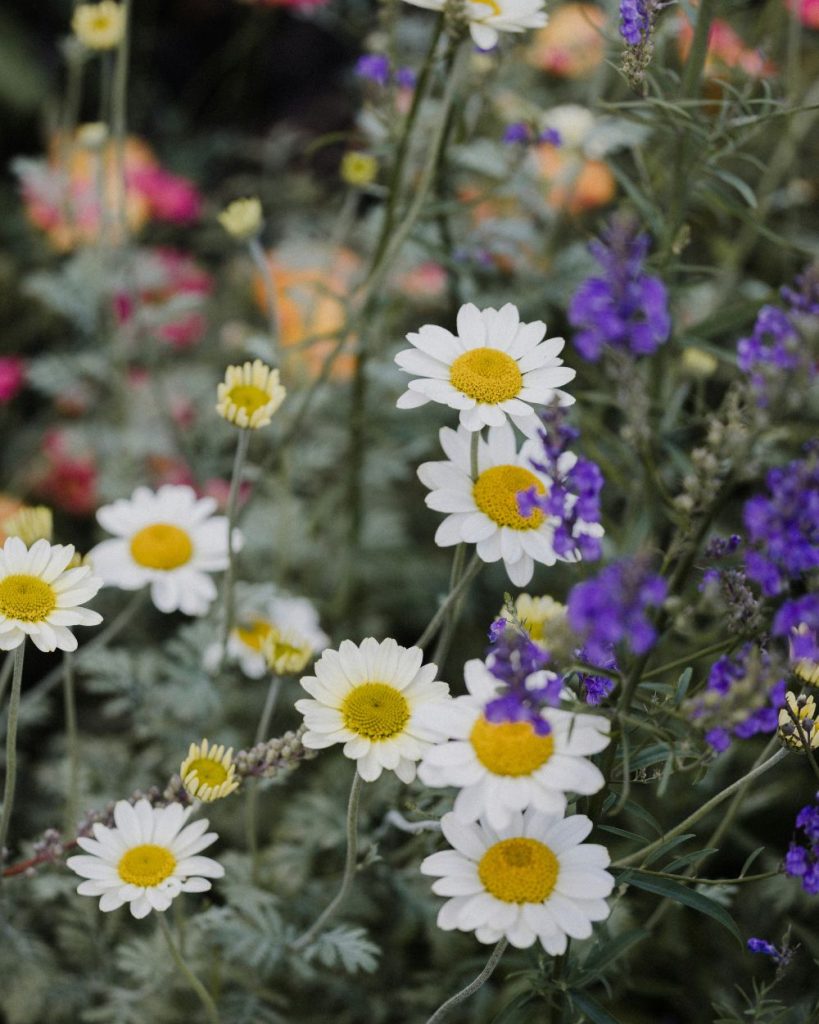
top-left (36, 431), bottom-right (98, 516)
top-left (789, 0), bottom-right (819, 27)
top-left (0, 357), bottom-right (25, 402)
top-left (130, 167), bottom-right (202, 223)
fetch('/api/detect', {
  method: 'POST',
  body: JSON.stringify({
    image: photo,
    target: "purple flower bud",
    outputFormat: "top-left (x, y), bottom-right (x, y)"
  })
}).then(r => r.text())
top-left (355, 54), bottom-right (391, 86)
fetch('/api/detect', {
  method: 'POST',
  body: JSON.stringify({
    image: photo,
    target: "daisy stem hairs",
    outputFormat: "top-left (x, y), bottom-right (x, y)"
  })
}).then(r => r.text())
top-left (248, 236), bottom-right (281, 365)
top-left (425, 938), bottom-right (508, 1024)
top-left (0, 643), bottom-right (26, 868)
top-left (292, 771), bottom-right (363, 950)
top-left (156, 913), bottom-right (221, 1024)
top-left (219, 428), bottom-right (251, 669)
top-left (62, 652), bottom-right (80, 834)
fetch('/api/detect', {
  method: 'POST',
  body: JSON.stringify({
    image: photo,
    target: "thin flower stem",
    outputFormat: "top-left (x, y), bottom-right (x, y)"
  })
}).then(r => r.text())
top-left (424, 938), bottom-right (508, 1024)
top-left (111, 0), bottom-right (132, 245)
top-left (63, 652), bottom-right (80, 835)
top-left (644, 639), bottom-right (736, 680)
top-left (16, 590), bottom-right (146, 717)
top-left (0, 643), bottom-right (27, 870)
top-left (613, 747), bottom-right (788, 869)
top-left (219, 428), bottom-right (251, 670)
top-left (415, 552), bottom-right (482, 652)
top-left (248, 237), bottom-right (280, 365)
top-left (246, 676), bottom-right (282, 879)
top-left (292, 771), bottom-right (363, 950)
top-left (157, 913), bottom-right (221, 1024)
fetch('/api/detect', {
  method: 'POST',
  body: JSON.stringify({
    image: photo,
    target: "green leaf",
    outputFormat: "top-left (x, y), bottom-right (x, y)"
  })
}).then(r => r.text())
top-left (663, 848), bottom-right (719, 872)
top-left (568, 989), bottom-right (625, 1023)
top-left (643, 833), bottom-right (696, 867)
top-left (577, 928), bottom-right (651, 984)
top-left (619, 871), bottom-right (742, 944)
top-left (674, 668), bottom-right (693, 706)
top-left (598, 824), bottom-right (646, 844)
top-left (739, 846), bottom-right (766, 878)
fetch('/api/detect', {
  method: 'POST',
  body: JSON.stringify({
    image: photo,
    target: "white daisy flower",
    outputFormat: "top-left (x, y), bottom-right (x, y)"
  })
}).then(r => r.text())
top-left (0, 537), bottom-right (103, 653)
top-left (418, 422), bottom-right (603, 586)
top-left (295, 637), bottom-right (450, 783)
top-left (205, 590), bottom-right (329, 678)
top-left (401, 0), bottom-right (548, 51)
top-left (66, 798), bottom-right (224, 919)
top-left (418, 659), bottom-right (610, 829)
top-left (90, 485), bottom-right (239, 616)
top-left (421, 808), bottom-right (613, 952)
top-left (395, 303), bottom-right (574, 437)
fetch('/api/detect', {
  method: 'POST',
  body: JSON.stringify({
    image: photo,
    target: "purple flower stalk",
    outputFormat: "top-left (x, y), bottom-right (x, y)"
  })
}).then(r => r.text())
top-left (784, 792), bottom-right (819, 896)
top-left (395, 66), bottom-right (417, 89)
top-left (743, 455), bottom-right (819, 596)
top-left (568, 216), bottom-right (671, 362)
top-left (502, 122), bottom-right (531, 145)
top-left (619, 0), bottom-right (652, 45)
top-left (747, 937), bottom-right (793, 967)
top-left (567, 557), bottom-right (667, 666)
top-left (518, 406), bottom-right (605, 563)
top-left (483, 620), bottom-right (560, 734)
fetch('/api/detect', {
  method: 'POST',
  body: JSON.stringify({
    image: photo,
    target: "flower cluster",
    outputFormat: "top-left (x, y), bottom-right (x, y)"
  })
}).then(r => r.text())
top-left (567, 557), bottom-right (667, 665)
top-left (743, 454), bottom-right (819, 597)
top-left (483, 618), bottom-right (557, 732)
top-left (774, 594), bottom-right (819, 684)
top-left (784, 793), bottom-right (819, 895)
top-left (687, 646), bottom-right (787, 753)
top-left (568, 216), bottom-right (670, 362)
top-left (355, 54), bottom-right (416, 88)
top-left (518, 405), bottom-right (605, 563)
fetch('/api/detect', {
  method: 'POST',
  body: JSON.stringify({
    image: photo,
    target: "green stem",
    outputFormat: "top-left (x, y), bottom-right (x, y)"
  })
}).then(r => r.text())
top-left (292, 771), bottom-right (363, 950)
top-left (425, 939), bottom-right (507, 1024)
top-left (248, 237), bottom-right (280, 366)
top-left (111, 0), bottom-right (132, 245)
top-left (63, 652), bottom-right (80, 835)
top-left (613, 748), bottom-right (788, 869)
top-left (219, 429), bottom-right (251, 669)
top-left (0, 644), bottom-right (26, 869)
top-left (415, 553), bottom-right (482, 652)
top-left (246, 675), bottom-right (282, 880)
top-left (157, 914), bottom-right (220, 1024)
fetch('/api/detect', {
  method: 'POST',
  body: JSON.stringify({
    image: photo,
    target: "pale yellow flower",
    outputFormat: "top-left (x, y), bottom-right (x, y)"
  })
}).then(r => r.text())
top-left (792, 624), bottom-right (819, 685)
top-left (72, 2), bottom-right (125, 50)
top-left (778, 691), bottom-right (819, 751)
top-left (218, 197), bottom-right (263, 240)
top-left (262, 626), bottom-right (313, 675)
top-left (2, 506), bottom-right (54, 546)
top-left (340, 152), bottom-right (378, 187)
top-left (681, 347), bottom-right (719, 379)
top-left (180, 739), bottom-right (240, 802)
top-left (216, 359), bottom-right (286, 430)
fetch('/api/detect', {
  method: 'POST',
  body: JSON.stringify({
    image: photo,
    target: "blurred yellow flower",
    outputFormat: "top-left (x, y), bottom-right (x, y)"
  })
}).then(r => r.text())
top-left (72, 2), bottom-right (126, 50)
top-left (262, 626), bottom-right (313, 675)
top-left (341, 152), bottom-right (378, 187)
top-left (2, 505), bottom-right (54, 546)
top-left (218, 197), bottom-right (264, 240)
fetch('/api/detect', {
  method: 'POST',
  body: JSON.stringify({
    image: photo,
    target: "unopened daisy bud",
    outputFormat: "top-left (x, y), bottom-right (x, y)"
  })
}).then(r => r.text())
top-left (218, 197), bottom-right (264, 241)
top-left (340, 152), bottom-right (378, 188)
top-left (216, 359), bottom-right (286, 430)
top-left (778, 691), bottom-right (819, 751)
top-left (72, 1), bottom-right (126, 50)
top-left (3, 505), bottom-right (54, 546)
top-left (262, 626), bottom-right (313, 675)
top-left (180, 739), bottom-right (240, 802)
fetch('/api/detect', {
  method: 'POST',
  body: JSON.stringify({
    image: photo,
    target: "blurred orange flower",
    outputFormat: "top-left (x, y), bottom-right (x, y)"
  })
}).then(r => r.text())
top-left (527, 4), bottom-right (607, 78)
top-left (677, 14), bottom-right (777, 80)
top-left (252, 246), bottom-right (360, 382)
top-left (534, 144), bottom-right (615, 215)
top-left (15, 133), bottom-right (200, 252)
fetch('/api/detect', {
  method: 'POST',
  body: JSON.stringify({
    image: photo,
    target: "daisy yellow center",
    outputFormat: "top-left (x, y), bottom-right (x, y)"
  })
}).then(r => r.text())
top-left (473, 466), bottom-right (546, 530)
top-left (227, 384), bottom-right (271, 416)
top-left (449, 349), bottom-right (522, 405)
top-left (185, 757), bottom-right (229, 787)
top-left (130, 523), bottom-right (193, 570)
top-left (341, 682), bottom-right (410, 740)
top-left (0, 574), bottom-right (57, 623)
top-left (470, 717), bottom-right (554, 776)
top-left (236, 620), bottom-right (274, 651)
top-left (478, 837), bottom-right (559, 904)
top-left (117, 844), bottom-right (176, 887)
top-left (93, 14), bottom-right (113, 30)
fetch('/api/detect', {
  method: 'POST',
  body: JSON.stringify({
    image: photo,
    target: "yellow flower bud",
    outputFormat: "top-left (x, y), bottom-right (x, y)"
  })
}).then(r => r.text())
top-left (218, 197), bottom-right (264, 240)
top-left (340, 152), bottom-right (378, 188)
top-left (72, 2), bottom-right (126, 51)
